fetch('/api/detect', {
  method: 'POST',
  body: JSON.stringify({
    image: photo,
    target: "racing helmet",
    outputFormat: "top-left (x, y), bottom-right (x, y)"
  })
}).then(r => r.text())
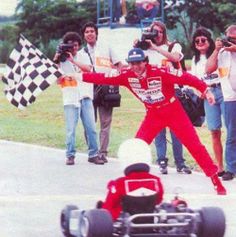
top-left (117, 138), bottom-right (152, 167)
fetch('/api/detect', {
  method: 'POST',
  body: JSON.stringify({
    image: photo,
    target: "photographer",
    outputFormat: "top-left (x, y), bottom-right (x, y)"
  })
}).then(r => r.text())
top-left (135, 21), bottom-right (191, 175)
top-left (56, 31), bottom-right (103, 165)
top-left (206, 24), bottom-right (236, 181)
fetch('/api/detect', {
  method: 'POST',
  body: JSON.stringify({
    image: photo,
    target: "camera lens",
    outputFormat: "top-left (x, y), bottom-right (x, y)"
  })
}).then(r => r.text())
top-left (221, 36), bottom-right (231, 47)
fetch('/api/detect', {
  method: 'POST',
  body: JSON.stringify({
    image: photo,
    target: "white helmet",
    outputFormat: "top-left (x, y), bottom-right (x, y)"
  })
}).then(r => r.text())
top-left (117, 138), bottom-right (152, 167)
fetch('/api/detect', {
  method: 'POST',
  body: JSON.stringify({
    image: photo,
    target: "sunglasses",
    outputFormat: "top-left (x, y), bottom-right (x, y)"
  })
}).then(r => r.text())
top-left (195, 38), bottom-right (208, 44)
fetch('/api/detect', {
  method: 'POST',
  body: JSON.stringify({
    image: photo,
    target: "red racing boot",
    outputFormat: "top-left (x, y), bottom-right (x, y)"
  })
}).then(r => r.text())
top-left (211, 174), bottom-right (227, 195)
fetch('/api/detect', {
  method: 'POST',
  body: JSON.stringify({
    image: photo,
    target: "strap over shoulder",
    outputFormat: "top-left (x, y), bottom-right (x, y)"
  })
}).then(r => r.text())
top-left (167, 41), bottom-right (186, 71)
top-left (168, 41), bottom-right (178, 53)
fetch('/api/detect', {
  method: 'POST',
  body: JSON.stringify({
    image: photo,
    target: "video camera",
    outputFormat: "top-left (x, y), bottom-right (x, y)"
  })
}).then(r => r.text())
top-left (221, 36), bottom-right (236, 47)
top-left (57, 43), bottom-right (74, 62)
top-left (221, 36), bottom-right (231, 47)
top-left (136, 30), bottom-right (158, 50)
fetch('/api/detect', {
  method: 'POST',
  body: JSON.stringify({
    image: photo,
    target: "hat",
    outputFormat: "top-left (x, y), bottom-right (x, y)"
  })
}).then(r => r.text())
top-left (126, 48), bottom-right (145, 63)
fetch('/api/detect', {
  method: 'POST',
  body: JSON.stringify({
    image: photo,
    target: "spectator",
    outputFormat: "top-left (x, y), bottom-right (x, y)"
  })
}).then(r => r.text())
top-left (135, 20), bottom-right (191, 175)
top-left (82, 47), bottom-right (227, 195)
top-left (119, 0), bottom-right (127, 24)
top-left (79, 22), bottom-right (122, 162)
top-left (121, 0), bottom-right (127, 16)
top-left (101, 138), bottom-right (164, 220)
top-left (135, 0), bottom-right (160, 20)
top-left (56, 32), bottom-right (104, 165)
top-left (112, 0), bottom-right (121, 23)
top-left (191, 27), bottom-right (225, 176)
top-left (206, 24), bottom-right (236, 181)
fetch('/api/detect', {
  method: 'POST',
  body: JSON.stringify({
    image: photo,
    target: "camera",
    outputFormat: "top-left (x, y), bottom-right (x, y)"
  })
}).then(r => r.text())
top-left (136, 30), bottom-right (158, 50)
top-left (221, 36), bottom-right (231, 47)
top-left (57, 43), bottom-right (74, 62)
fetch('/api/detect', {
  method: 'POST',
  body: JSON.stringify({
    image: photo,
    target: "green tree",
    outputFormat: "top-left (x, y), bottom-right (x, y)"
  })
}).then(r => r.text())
top-left (164, 0), bottom-right (236, 58)
top-left (16, 0), bottom-right (96, 46)
top-left (0, 41), bottom-right (14, 63)
top-left (0, 24), bottom-right (19, 43)
top-left (165, 0), bottom-right (236, 41)
top-left (210, 1), bottom-right (236, 34)
top-left (0, 25), bottom-right (19, 63)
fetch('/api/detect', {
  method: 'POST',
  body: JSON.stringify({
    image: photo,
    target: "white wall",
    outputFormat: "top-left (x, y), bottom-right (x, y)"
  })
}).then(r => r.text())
top-left (98, 27), bottom-right (142, 64)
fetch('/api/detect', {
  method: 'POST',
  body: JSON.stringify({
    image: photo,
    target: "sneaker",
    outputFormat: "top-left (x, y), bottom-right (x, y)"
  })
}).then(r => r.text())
top-left (217, 171), bottom-right (226, 177)
top-left (88, 156), bottom-right (104, 165)
top-left (159, 166), bottom-right (168, 174)
top-left (177, 165), bottom-right (192, 174)
top-left (100, 154), bottom-right (108, 163)
top-left (66, 156), bottom-right (75, 165)
top-left (222, 171), bottom-right (234, 181)
top-left (159, 160), bottom-right (168, 175)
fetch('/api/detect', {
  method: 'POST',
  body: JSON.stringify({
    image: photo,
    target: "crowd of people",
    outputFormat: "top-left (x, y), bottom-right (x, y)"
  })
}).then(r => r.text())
top-left (55, 18), bottom-right (236, 197)
top-left (1, 3), bottom-right (236, 233)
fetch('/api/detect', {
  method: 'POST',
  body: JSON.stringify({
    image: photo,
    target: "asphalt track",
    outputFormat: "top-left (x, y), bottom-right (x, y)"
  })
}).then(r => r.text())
top-left (0, 139), bottom-right (236, 237)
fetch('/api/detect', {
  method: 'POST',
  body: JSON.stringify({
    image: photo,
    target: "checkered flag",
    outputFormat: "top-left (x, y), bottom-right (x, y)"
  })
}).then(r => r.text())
top-left (2, 35), bottom-right (63, 109)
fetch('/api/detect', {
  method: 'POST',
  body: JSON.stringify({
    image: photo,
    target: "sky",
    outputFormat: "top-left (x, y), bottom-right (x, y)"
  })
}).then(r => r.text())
top-left (0, 0), bottom-right (18, 16)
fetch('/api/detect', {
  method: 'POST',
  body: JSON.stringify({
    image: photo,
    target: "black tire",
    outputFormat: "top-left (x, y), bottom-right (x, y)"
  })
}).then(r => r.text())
top-left (80, 209), bottom-right (113, 237)
top-left (60, 205), bottom-right (79, 237)
top-left (198, 207), bottom-right (225, 237)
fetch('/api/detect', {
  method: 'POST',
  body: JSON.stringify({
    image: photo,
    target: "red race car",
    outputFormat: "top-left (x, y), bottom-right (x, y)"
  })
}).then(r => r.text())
top-left (60, 193), bottom-right (225, 237)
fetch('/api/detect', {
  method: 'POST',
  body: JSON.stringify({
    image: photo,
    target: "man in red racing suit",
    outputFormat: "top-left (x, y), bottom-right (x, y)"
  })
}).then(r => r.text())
top-left (82, 48), bottom-right (226, 195)
top-left (101, 138), bottom-right (164, 220)
top-left (102, 162), bottom-right (164, 220)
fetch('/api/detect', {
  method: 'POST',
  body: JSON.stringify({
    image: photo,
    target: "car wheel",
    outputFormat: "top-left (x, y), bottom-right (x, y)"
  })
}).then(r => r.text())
top-left (198, 207), bottom-right (225, 237)
top-left (80, 209), bottom-right (113, 237)
top-left (60, 205), bottom-right (79, 237)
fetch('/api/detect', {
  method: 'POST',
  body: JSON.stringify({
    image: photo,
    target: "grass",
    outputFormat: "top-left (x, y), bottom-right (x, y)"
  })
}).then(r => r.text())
top-left (0, 79), bottom-right (145, 152)
top-left (0, 66), bottom-right (226, 171)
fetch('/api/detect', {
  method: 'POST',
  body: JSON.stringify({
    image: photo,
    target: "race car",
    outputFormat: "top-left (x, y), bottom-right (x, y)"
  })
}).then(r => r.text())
top-left (60, 194), bottom-right (226, 237)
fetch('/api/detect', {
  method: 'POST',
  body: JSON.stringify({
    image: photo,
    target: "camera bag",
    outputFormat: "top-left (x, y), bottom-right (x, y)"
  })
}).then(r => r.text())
top-left (94, 84), bottom-right (121, 107)
top-left (168, 42), bottom-right (186, 71)
top-left (175, 88), bottom-right (205, 127)
top-left (84, 47), bottom-right (121, 108)
top-left (167, 43), bottom-right (204, 126)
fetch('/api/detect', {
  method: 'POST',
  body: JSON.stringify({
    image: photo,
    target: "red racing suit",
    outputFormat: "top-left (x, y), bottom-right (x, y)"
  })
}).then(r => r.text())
top-left (83, 64), bottom-right (218, 177)
top-left (102, 163), bottom-right (164, 220)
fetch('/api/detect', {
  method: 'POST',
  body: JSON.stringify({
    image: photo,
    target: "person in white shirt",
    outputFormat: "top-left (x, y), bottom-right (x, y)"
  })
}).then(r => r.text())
top-left (56, 32), bottom-right (103, 165)
top-left (191, 27), bottom-right (225, 177)
top-left (206, 24), bottom-right (236, 181)
top-left (79, 22), bottom-right (122, 162)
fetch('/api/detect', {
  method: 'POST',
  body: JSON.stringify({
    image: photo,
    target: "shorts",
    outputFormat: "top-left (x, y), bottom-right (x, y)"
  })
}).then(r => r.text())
top-left (204, 85), bottom-right (224, 131)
